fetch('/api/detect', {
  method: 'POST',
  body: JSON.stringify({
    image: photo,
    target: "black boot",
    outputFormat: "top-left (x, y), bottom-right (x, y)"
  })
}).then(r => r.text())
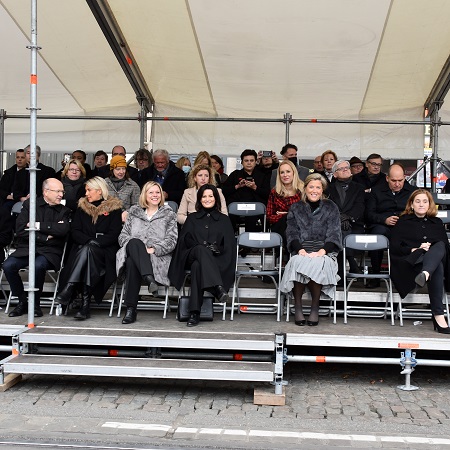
top-left (55, 282), bottom-right (77, 305)
top-left (143, 274), bottom-right (158, 296)
top-left (187, 311), bottom-right (200, 327)
top-left (74, 287), bottom-right (91, 320)
top-left (9, 293), bottom-right (27, 317)
top-left (122, 306), bottom-right (137, 324)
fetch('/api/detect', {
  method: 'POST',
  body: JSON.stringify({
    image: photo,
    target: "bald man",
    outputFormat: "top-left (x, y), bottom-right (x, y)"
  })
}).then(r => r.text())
top-left (4, 178), bottom-right (71, 317)
top-left (365, 164), bottom-right (417, 287)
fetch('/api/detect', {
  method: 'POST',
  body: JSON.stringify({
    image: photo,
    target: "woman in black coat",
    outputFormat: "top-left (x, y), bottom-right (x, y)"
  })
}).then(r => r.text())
top-left (169, 184), bottom-right (237, 327)
top-left (56, 177), bottom-right (122, 320)
top-left (391, 189), bottom-right (450, 334)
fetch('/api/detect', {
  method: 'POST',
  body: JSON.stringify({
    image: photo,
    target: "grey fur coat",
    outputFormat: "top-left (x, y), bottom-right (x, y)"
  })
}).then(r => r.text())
top-left (116, 204), bottom-right (178, 286)
top-left (286, 199), bottom-right (342, 254)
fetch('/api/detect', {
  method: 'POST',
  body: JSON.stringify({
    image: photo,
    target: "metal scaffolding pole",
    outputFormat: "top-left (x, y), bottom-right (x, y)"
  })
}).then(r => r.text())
top-left (431, 102), bottom-right (442, 192)
top-left (284, 112), bottom-right (291, 144)
top-left (27, 0), bottom-right (40, 329)
top-left (0, 109), bottom-right (4, 173)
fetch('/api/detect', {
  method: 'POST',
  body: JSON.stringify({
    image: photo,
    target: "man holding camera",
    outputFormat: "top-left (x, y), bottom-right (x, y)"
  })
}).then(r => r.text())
top-left (222, 149), bottom-right (270, 234)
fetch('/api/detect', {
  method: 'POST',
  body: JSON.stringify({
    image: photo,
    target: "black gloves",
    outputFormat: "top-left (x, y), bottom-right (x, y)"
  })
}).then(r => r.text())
top-left (340, 214), bottom-right (353, 231)
top-left (206, 242), bottom-right (221, 255)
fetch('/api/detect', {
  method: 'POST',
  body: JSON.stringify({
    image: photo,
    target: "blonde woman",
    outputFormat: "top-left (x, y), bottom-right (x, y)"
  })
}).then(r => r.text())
top-left (193, 151), bottom-right (221, 186)
top-left (60, 159), bottom-right (86, 211)
top-left (177, 164), bottom-right (227, 225)
top-left (116, 181), bottom-right (178, 324)
top-left (266, 160), bottom-right (303, 241)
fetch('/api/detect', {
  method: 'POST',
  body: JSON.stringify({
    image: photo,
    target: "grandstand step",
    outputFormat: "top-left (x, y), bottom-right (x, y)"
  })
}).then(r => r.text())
top-left (18, 326), bottom-right (276, 351)
top-left (2, 354), bottom-right (274, 382)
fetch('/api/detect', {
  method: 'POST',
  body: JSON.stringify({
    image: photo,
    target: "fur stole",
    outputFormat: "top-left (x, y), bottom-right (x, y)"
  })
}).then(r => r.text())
top-left (77, 196), bottom-right (123, 224)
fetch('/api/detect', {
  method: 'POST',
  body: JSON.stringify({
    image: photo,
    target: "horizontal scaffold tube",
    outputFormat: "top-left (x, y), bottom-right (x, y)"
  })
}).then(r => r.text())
top-left (288, 355), bottom-right (450, 367)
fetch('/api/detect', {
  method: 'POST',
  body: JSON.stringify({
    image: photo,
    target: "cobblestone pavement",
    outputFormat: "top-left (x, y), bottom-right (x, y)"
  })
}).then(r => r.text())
top-left (0, 362), bottom-right (450, 448)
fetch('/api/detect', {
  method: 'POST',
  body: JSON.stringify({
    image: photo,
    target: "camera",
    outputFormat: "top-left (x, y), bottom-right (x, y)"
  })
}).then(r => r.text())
top-left (262, 150), bottom-right (272, 157)
top-left (63, 153), bottom-right (71, 164)
top-left (246, 177), bottom-right (254, 182)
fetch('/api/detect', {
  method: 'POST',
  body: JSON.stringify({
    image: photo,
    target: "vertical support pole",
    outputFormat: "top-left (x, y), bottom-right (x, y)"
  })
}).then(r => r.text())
top-left (284, 113), bottom-right (291, 145)
top-left (139, 100), bottom-right (147, 149)
top-left (397, 349), bottom-right (419, 391)
top-left (274, 333), bottom-right (285, 394)
top-left (27, 0), bottom-right (40, 329)
top-left (431, 103), bottom-right (441, 193)
top-left (0, 109), bottom-right (5, 174)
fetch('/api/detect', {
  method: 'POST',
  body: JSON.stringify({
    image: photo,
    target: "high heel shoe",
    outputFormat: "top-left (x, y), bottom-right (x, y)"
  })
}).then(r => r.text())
top-left (294, 319), bottom-right (306, 326)
top-left (431, 316), bottom-right (450, 334)
top-left (307, 319), bottom-right (319, 326)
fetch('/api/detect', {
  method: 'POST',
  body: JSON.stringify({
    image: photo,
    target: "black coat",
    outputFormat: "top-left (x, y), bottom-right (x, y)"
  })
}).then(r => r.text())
top-left (168, 208), bottom-right (237, 291)
top-left (140, 161), bottom-right (186, 204)
top-left (11, 197), bottom-right (71, 269)
top-left (60, 196), bottom-right (122, 302)
top-left (352, 170), bottom-right (387, 191)
top-left (390, 214), bottom-right (450, 298)
top-left (365, 182), bottom-right (417, 229)
top-left (327, 180), bottom-right (365, 230)
top-left (0, 213), bottom-right (14, 265)
top-left (0, 165), bottom-right (23, 204)
top-left (12, 163), bottom-right (56, 201)
top-left (61, 177), bottom-right (86, 212)
top-left (222, 168), bottom-right (270, 205)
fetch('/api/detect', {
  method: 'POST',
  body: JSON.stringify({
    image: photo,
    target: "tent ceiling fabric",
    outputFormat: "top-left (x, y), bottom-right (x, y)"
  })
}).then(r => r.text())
top-left (1, 0), bottom-right (450, 157)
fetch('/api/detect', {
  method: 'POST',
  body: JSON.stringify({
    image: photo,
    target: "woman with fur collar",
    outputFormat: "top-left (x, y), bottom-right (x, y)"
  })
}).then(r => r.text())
top-left (116, 181), bottom-right (178, 324)
top-left (56, 177), bottom-right (123, 319)
top-left (280, 173), bottom-right (342, 326)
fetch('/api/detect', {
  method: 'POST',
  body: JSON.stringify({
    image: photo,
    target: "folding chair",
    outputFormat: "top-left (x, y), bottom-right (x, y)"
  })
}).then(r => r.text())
top-left (165, 201), bottom-right (178, 213)
top-left (228, 202), bottom-right (267, 232)
top-left (114, 279), bottom-right (170, 319)
top-left (230, 231), bottom-right (283, 321)
top-left (7, 239), bottom-right (68, 315)
top-left (177, 270), bottom-right (227, 321)
top-left (343, 234), bottom-right (396, 325)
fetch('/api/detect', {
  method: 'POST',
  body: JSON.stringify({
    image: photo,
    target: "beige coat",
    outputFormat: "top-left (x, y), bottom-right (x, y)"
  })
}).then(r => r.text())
top-left (177, 187), bottom-right (228, 225)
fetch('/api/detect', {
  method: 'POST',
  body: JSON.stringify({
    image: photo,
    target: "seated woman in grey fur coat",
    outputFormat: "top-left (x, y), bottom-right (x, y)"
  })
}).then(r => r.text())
top-left (116, 181), bottom-right (178, 324)
top-left (280, 173), bottom-right (342, 326)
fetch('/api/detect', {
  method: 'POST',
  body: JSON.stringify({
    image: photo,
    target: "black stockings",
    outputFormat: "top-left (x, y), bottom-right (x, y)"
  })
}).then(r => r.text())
top-left (293, 280), bottom-right (322, 322)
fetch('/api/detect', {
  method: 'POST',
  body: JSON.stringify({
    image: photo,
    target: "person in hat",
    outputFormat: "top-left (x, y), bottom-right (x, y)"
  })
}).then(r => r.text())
top-left (105, 155), bottom-right (141, 222)
top-left (349, 156), bottom-right (364, 176)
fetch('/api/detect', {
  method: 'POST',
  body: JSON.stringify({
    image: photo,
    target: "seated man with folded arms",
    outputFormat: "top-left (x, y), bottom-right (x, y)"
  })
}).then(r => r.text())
top-left (4, 178), bottom-right (71, 317)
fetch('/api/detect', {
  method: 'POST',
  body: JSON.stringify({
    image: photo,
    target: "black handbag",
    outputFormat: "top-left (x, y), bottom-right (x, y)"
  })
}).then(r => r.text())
top-left (177, 296), bottom-right (214, 322)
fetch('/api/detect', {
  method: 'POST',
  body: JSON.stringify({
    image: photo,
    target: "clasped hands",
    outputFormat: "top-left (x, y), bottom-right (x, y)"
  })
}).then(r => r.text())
top-left (298, 248), bottom-right (326, 258)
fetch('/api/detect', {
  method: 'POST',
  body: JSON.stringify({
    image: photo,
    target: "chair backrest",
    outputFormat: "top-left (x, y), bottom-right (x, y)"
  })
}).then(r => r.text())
top-left (344, 234), bottom-right (389, 251)
top-left (228, 202), bottom-right (266, 217)
top-left (11, 201), bottom-right (23, 215)
top-left (432, 192), bottom-right (450, 206)
top-left (437, 210), bottom-right (450, 224)
top-left (165, 201), bottom-right (178, 213)
top-left (238, 231), bottom-right (282, 249)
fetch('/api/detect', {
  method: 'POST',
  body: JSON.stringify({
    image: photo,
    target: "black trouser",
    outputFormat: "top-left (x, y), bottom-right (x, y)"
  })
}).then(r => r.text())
top-left (369, 224), bottom-right (392, 274)
top-left (421, 241), bottom-right (446, 316)
top-left (67, 243), bottom-right (104, 288)
top-left (124, 239), bottom-right (154, 308)
top-left (186, 245), bottom-right (223, 312)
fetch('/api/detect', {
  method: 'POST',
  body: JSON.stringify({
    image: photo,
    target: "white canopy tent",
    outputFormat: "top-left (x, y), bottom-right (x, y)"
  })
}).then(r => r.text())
top-left (1, 0), bottom-right (450, 159)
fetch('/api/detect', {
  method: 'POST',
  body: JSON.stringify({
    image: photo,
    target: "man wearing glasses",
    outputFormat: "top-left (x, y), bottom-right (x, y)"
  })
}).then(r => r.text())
top-left (327, 160), bottom-right (365, 282)
top-left (352, 153), bottom-right (387, 193)
top-left (97, 145), bottom-right (137, 179)
top-left (4, 178), bottom-right (71, 317)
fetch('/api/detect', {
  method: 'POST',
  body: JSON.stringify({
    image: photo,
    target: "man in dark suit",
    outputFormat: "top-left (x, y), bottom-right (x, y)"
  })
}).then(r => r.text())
top-left (270, 143), bottom-right (311, 188)
top-left (4, 178), bottom-right (71, 317)
top-left (140, 148), bottom-right (186, 204)
top-left (97, 145), bottom-right (137, 179)
top-left (0, 148), bottom-right (27, 210)
top-left (13, 145), bottom-right (56, 202)
top-left (327, 160), bottom-right (365, 283)
top-left (365, 163), bottom-right (417, 287)
top-left (352, 153), bottom-right (387, 193)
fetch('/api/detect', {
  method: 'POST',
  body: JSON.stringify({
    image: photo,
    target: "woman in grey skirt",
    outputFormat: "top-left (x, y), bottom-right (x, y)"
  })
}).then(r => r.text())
top-left (280, 173), bottom-right (342, 326)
